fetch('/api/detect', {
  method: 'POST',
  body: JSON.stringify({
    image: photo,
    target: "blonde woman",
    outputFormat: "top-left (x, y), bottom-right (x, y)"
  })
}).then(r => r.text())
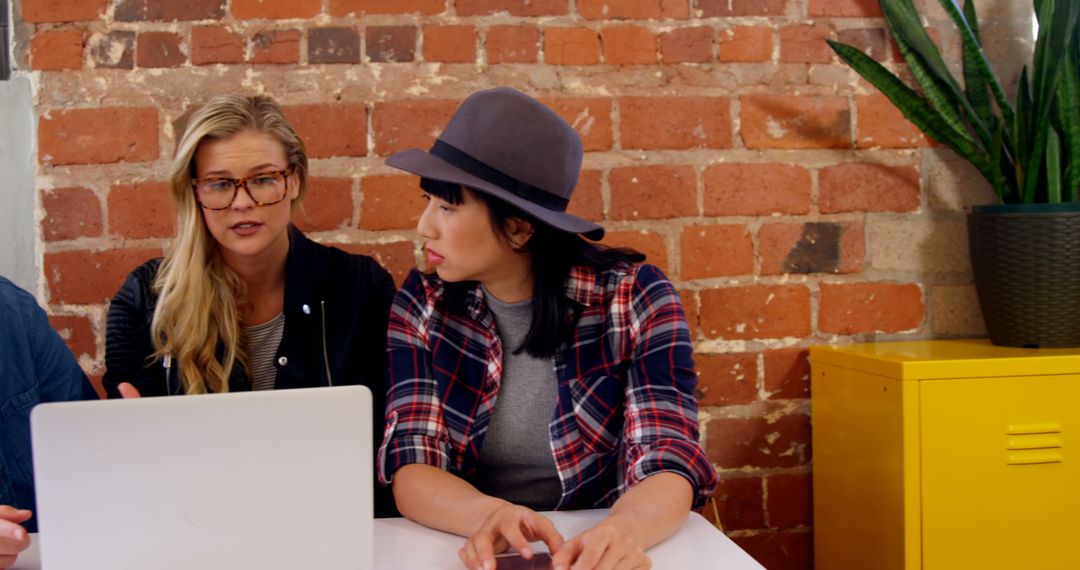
top-left (103, 95), bottom-right (397, 517)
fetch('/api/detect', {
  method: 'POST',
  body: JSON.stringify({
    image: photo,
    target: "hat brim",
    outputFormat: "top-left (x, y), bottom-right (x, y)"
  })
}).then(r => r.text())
top-left (387, 149), bottom-right (605, 241)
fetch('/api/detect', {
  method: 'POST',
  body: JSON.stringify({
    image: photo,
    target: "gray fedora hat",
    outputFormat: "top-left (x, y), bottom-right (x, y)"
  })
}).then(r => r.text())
top-left (386, 87), bottom-right (605, 240)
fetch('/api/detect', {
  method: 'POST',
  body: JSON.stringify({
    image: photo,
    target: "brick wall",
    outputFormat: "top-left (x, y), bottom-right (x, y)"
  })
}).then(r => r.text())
top-left (14, 1), bottom-right (1027, 568)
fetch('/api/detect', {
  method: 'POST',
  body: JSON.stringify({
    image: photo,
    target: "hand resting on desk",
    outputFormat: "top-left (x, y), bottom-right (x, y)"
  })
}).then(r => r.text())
top-left (0, 506), bottom-right (31, 570)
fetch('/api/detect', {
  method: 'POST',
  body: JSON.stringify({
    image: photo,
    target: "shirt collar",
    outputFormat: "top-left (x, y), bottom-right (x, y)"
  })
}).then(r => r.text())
top-left (421, 264), bottom-right (602, 316)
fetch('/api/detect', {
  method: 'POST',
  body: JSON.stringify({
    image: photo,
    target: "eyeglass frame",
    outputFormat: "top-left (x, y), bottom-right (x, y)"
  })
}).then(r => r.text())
top-left (191, 168), bottom-right (295, 210)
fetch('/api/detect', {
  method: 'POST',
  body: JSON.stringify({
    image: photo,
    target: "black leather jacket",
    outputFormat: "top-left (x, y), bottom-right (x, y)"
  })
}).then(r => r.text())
top-left (102, 225), bottom-right (398, 517)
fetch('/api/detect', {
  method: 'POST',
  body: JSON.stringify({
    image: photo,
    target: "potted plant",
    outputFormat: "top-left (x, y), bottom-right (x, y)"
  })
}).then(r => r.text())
top-left (828, 0), bottom-right (1080, 347)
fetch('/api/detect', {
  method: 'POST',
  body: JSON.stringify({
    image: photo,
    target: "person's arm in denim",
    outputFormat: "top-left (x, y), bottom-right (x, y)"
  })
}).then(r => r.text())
top-left (21, 287), bottom-right (97, 403)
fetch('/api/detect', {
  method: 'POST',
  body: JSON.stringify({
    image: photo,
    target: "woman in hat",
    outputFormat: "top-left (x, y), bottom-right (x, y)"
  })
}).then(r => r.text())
top-left (378, 87), bottom-right (718, 570)
top-left (102, 94), bottom-right (398, 517)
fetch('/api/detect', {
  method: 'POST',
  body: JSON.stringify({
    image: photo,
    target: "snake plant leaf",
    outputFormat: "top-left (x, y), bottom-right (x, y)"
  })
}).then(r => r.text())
top-left (961, 0), bottom-right (993, 129)
top-left (1015, 66), bottom-right (1032, 197)
top-left (1060, 28), bottom-right (1080, 201)
top-left (1046, 125), bottom-right (1062, 203)
top-left (937, 0), bottom-right (1016, 129)
top-left (892, 31), bottom-right (973, 144)
top-left (990, 118), bottom-right (1007, 200)
top-left (881, 0), bottom-right (991, 146)
top-left (1022, 0), bottom-right (1080, 203)
top-left (828, 40), bottom-right (991, 180)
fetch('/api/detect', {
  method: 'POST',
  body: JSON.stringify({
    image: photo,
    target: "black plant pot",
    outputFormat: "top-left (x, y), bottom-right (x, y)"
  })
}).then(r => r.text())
top-left (968, 202), bottom-right (1080, 348)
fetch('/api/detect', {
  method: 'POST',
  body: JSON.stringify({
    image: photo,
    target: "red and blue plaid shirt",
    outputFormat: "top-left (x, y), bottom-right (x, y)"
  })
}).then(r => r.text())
top-left (377, 263), bottom-right (718, 510)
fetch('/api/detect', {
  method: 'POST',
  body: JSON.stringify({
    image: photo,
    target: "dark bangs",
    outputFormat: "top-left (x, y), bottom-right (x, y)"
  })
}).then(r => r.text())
top-left (420, 178), bottom-right (465, 205)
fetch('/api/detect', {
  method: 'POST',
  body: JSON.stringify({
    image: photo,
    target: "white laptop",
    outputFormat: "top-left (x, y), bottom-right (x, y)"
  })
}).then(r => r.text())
top-left (30, 386), bottom-right (374, 570)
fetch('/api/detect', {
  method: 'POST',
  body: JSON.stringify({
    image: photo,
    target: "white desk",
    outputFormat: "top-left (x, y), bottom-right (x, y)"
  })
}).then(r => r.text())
top-left (13, 510), bottom-right (763, 569)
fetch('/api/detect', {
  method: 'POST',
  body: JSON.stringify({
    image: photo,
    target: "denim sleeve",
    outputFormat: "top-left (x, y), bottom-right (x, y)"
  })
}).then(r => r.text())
top-left (21, 287), bottom-right (96, 402)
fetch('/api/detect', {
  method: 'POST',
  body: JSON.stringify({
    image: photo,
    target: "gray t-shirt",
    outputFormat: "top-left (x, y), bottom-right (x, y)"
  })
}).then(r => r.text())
top-left (470, 289), bottom-right (563, 510)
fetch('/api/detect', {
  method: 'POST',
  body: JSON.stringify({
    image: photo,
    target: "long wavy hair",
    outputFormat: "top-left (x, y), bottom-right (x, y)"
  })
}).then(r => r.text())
top-left (151, 95), bottom-right (308, 394)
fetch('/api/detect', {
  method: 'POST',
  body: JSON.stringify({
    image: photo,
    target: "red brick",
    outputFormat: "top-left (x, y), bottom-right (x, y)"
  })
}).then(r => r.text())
top-left (695, 352), bottom-right (757, 406)
top-left (250, 29), bottom-right (301, 64)
top-left (679, 288), bottom-right (699, 339)
top-left (457, 0), bottom-right (568, 16)
top-left (372, 99), bottom-right (458, 155)
top-left (579, 0), bottom-right (688, 19)
top-left (359, 175), bottom-right (426, 231)
top-left (90, 31), bottom-right (135, 69)
top-left (609, 165), bottom-right (696, 220)
top-left (759, 221), bottom-right (864, 275)
top-left (423, 26), bottom-right (477, 63)
top-left (30, 30), bottom-right (84, 70)
top-left (718, 26), bottom-right (772, 63)
top-left (284, 104), bottom-right (367, 158)
top-left (601, 25), bottom-right (656, 65)
top-left (486, 26), bottom-right (539, 64)
top-left (308, 27), bottom-right (362, 64)
top-left (366, 26), bottom-right (417, 63)
top-left (541, 98), bottom-right (613, 152)
top-left (136, 32), bottom-right (185, 68)
top-left (567, 170), bottom-right (603, 222)
top-left (837, 28), bottom-right (888, 62)
top-left (706, 413), bottom-right (811, 468)
top-left (329, 0), bottom-right (444, 16)
top-left (108, 183), bottom-right (175, 239)
top-left (544, 27), bottom-right (600, 65)
top-left (191, 26), bottom-right (244, 65)
top-left (620, 96), bottom-right (732, 150)
top-left (819, 282), bottom-right (924, 334)
top-left (660, 26), bottom-right (713, 64)
top-left (294, 178), bottom-right (353, 232)
top-left (21, 0), bottom-right (108, 23)
top-left (698, 0), bottom-right (784, 16)
top-left (340, 241), bottom-right (418, 286)
top-left (763, 348), bottom-right (810, 400)
top-left (115, 0), bottom-right (224, 21)
top-left (700, 285), bottom-right (811, 340)
top-left (42, 187), bottom-right (102, 241)
top-left (39, 107), bottom-right (158, 166)
top-left (48, 315), bottom-right (97, 361)
top-left (86, 375), bottom-right (105, 398)
top-left (604, 231), bottom-right (668, 274)
top-left (680, 224), bottom-right (753, 279)
top-left (780, 24), bottom-right (833, 64)
top-left (703, 164), bottom-right (811, 216)
top-left (767, 473), bottom-right (812, 529)
top-left (856, 94), bottom-right (931, 148)
top-left (740, 95), bottom-right (851, 149)
top-left (232, 0), bottom-right (320, 19)
top-left (703, 477), bottom-right (765, 531)
top-left (809, 0), bottom-right (882, 17)
top-left (45, 248), bottom-right (162, 305)
top-left (733, 531), bottom-right (813, 570)
top-left (819, 163), bottom-right (921, 213)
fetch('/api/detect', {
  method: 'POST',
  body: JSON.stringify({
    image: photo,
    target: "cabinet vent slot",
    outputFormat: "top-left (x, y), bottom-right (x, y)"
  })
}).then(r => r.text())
top-left (1005, 424), bottom-right (1064, 465)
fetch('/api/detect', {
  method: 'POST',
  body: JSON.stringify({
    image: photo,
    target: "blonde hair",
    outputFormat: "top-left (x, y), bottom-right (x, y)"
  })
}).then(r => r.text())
top-left (151, 94), bottom-right (308, 394)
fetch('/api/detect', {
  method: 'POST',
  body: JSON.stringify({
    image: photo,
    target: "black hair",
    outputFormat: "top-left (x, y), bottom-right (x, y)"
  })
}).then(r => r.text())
top-left (420, 178), bottom-right (645, 358)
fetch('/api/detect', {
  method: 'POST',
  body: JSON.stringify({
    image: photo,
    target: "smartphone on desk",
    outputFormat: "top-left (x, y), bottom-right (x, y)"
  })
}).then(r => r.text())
top-left (495, 552), bottom-right (552, 569)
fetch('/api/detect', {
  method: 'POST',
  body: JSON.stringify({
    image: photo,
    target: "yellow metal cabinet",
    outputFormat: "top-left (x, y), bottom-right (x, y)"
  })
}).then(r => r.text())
top-left (810, 339), bottom-right (1079, 570)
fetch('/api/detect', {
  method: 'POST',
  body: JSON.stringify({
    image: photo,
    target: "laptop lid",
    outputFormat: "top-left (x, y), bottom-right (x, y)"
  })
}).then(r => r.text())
top-left (30, 386), bottom-right (373, 570)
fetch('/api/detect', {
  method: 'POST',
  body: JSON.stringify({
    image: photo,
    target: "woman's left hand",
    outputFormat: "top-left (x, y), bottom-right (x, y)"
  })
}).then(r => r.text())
top-left (549, 523), bottom-right (651, 570)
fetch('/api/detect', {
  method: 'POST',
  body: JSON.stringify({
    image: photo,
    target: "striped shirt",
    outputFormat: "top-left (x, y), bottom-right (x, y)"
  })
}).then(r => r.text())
top-left (244, 312), bottom-right (285, 391)
top-left (377, 263), bottom-right (718, 510)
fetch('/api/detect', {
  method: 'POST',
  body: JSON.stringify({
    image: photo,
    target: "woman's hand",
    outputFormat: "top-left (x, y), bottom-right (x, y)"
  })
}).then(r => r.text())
top-left (550, 523), bottom-right (651, 570)
top-left (0, 506), bottom-right (32, 570)
top-left (117, 382), bottom-right (142, 398)
top-left (459, 504), bottom-right (564, 570)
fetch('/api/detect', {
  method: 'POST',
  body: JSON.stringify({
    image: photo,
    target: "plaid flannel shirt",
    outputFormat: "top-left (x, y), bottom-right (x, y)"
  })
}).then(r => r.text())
top-left (377, 263), bottom-right (718, 510)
